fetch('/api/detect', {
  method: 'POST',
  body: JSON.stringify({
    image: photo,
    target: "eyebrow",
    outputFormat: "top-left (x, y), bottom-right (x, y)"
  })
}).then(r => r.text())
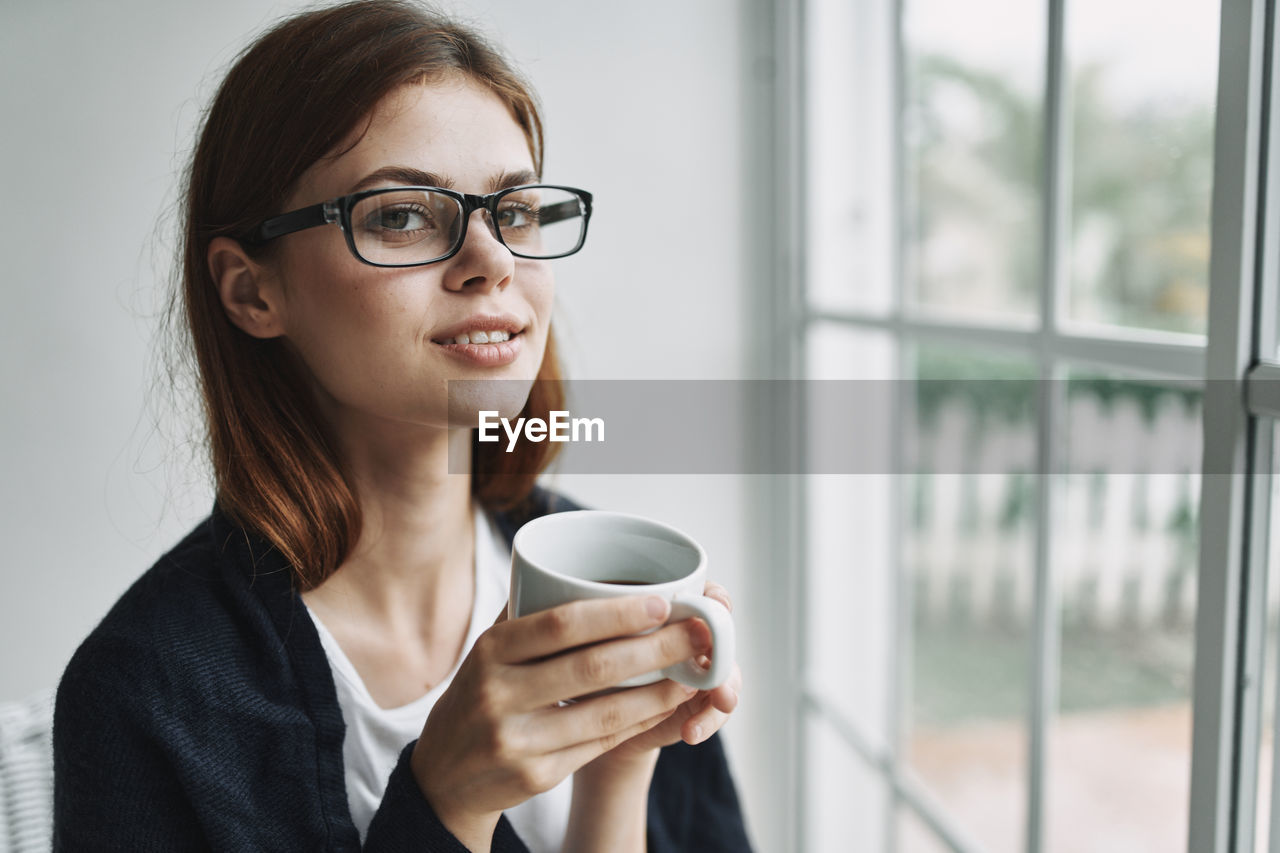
top-left (490, 169), bottom-right (539, 192)
top-left (349, 166), bottom-right (540, 195)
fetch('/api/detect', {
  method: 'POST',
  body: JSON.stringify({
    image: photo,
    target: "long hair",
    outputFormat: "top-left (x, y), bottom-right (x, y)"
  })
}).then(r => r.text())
top-left (179, 0), bottom-right (563, 589)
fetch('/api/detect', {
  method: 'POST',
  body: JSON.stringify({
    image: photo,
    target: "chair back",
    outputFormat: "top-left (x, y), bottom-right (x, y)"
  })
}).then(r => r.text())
top-left (0, 691), bottom-right (54, 853)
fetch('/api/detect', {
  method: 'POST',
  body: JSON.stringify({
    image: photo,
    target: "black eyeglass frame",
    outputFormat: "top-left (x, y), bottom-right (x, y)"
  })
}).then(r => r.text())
top-left (243, 183), bottom-right (594, 267)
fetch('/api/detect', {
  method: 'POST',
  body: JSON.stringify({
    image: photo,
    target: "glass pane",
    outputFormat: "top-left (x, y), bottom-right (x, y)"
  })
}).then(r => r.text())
top-left (1046, 373), bottom-right (1202, 851)
top-left (898, 805), bottom-right (957, 853)
top-left (806, 322), bottom-right (897, 381)
top-left (806, 711), bottom-right (889, 852)
top-left (805, 324), bottom-right (896, 737)
top-left (1254, 427), bottom-right (1280, 852)
top-left (1063, 0), bottom-right (1219, 335)
top-left (902, 0), bottom-right (1045, 323)
top-left (904, 343), bottom-right (1037, 853)
top-left (805, 0), bottom-right (895, 314)
top-left (807, 472), bottom-right (894, 738)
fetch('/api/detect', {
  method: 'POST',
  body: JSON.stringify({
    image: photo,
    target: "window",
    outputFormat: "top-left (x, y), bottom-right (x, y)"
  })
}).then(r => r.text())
top-left (766, 0), bottom-right (1280, 849)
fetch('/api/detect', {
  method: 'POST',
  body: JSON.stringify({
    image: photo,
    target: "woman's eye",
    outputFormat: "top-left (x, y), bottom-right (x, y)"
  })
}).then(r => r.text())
top-left (496, 204), bottom-right (539, 230)
top-left (374, 207), bottom-right (429, 231)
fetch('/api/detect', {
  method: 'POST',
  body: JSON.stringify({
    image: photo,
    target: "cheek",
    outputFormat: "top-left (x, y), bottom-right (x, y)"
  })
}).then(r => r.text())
top-left (521, 261), bottom-right (556, 334)
top-left (291, 282), bottom-right (403, 360)
top-left (278, 258), bottom-right (424, 398)
top-left (280, 240), bottom-right (410, 339)
top-left (524, 278), bottom-right (557, 376)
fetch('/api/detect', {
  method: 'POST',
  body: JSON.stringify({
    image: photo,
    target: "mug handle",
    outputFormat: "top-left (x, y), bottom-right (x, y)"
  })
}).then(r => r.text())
top-left (662, 594), bottom-right (735, 690)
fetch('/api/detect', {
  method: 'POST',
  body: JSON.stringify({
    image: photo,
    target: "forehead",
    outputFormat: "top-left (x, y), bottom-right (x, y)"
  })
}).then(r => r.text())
top-left (290, 77), bottom-right (535, 203)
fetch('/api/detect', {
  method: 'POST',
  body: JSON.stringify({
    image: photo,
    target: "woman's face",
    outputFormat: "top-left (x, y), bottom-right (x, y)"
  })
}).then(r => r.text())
top-left (266, 76), bottom-right (554, 436)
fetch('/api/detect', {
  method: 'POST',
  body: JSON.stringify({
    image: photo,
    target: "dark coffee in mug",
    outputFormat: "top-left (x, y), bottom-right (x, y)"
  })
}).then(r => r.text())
top-left (600, 579), bottom-right (651, 586)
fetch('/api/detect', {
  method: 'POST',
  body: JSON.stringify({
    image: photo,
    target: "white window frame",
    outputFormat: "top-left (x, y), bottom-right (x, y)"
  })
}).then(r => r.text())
top-left (747, 0), bottom-right (1280, 850)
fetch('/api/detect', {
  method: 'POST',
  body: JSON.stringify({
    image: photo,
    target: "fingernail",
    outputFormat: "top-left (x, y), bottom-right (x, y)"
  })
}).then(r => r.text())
top-left (690, 724), bottom-right (703, 744)
top-left (645, 596), bottom-right (670, 622)
top-left (683, 683), bottom-right (699, 696)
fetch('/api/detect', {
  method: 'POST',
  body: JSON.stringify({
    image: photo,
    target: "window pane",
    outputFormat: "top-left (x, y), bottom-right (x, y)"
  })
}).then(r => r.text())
top-left (1046, 374), bottom-right (1202, 851)
top-left (905, 343), bottom-right (1037, 853)
top-left (806, 321), bottom-right (897, 381)
top-left (807, 473), bottom-right (895, 738)
top-left (902, 0), bottom-right (1044, 323)
top-left (805, 0), bottom-right (895, 314)
top-left (898, 805), bottom-right (957, 853)
top-left (1063, 0), bottom-right (1218, 335)
top-left (805, 324), bottom-right (896, 738)
top-left (806, 710), bottom-right (889, 852)
top-left (1253, 427), bottom-right (1280, 852)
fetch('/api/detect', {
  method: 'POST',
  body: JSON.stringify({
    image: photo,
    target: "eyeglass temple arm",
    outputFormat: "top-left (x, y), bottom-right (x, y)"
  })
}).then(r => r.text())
top-left (538, 197), bottom-right (591, 226)
top-left (246, 203), bottom-right (331, 246)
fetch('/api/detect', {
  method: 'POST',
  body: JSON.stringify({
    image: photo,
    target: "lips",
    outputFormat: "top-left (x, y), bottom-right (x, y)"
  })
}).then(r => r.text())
top-left (429, 313), bottom-right (528, 367)
top-left (432, 333), bottom-right (524, 366)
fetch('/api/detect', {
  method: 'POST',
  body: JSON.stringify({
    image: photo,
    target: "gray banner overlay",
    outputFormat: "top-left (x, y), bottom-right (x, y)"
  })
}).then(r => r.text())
top-left (449, 379), bottom-right (1232, 474)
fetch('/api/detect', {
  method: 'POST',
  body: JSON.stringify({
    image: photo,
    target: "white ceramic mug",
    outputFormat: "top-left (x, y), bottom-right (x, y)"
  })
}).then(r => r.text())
top-left (509, 510), bottom-right (735, 690)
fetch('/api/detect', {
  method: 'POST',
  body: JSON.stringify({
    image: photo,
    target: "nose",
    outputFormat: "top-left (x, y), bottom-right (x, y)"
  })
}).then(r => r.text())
top-left (442, 208), bottom-right (513, 293)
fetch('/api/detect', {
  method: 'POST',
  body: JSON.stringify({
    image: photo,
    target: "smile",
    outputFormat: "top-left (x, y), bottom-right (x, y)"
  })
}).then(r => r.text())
top-left (431, 329), bottom-right (524, 367)
top-left (435, 329), bottom-right (513, 345)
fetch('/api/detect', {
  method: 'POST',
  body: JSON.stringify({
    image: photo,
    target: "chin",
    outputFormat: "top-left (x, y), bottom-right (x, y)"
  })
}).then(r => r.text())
top-left (446, 374), bottom-right (536, 425)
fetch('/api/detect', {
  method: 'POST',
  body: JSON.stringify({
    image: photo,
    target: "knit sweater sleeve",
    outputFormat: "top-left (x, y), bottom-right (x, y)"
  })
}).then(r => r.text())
top-left (52, 639), bottom-right (525, 853)
top-left (52, 601), bottom-right (522, 852)
top-left (363, 742), bottom-right (529, 852)
top-left (53, 633), bottom-right (211, 852)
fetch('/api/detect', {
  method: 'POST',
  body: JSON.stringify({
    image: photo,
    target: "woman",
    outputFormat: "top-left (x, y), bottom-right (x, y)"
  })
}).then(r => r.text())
top-left (51, 2), bottom-right (750, 851)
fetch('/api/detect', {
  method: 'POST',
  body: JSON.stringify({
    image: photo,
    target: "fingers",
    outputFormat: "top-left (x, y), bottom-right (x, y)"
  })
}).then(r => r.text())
top-left (543, 691), bottom-right (687, 774)
top-left (708, 680), bottom-right (739, 714)
top-left (703, 581), bottom-right (733, 613)
top-left (526, 678), bottom-right (696, 754)
top-left (516, 618), bottom-right (713, 707)
top-left (490, 596), bottom-right (672, 665)
top-left (681, 664), bottom-right (742, 745)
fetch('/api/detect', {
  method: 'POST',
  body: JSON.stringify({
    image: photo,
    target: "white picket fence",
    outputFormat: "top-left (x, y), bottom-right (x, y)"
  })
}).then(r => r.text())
top-left (904, 391), bottom-right (1253, 631)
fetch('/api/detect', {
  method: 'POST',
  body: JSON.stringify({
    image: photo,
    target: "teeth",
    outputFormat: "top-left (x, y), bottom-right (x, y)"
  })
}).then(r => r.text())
top-left (449, 330), bottom-right (511, 345)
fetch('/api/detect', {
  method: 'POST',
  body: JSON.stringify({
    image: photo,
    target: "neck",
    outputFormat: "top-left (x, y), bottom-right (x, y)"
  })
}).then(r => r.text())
top-left (307, 417), bottom-right (477, 628)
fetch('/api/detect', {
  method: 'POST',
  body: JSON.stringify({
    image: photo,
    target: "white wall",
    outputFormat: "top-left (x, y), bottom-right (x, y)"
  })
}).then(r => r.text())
top-left (1, 0), bottom-right (770, 846)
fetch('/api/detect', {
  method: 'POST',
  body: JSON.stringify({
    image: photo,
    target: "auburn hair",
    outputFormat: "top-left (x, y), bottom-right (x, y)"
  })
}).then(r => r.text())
top-left (179, 0), bottom-right (564, 589)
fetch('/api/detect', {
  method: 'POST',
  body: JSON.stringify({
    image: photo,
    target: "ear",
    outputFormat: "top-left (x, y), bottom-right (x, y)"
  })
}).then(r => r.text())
top-left (208, 236), bottom-right (286, 339)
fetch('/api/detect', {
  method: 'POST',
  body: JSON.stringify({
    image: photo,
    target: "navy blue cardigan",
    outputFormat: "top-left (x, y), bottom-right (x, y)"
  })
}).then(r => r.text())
top-left (53, 487), bottom-right (752, 851)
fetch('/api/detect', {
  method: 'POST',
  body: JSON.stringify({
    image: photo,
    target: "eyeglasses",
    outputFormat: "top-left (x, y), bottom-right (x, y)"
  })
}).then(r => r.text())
top-left (244, 184), bottom-right (593, 267)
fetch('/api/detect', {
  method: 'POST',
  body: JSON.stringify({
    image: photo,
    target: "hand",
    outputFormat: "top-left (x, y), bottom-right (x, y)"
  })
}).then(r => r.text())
top-left (562, 583), bottom-right (742, 852)
top-left (581, 582), bottom-right (742, 769)
top-left (410, 595), bottom-right (709, 849)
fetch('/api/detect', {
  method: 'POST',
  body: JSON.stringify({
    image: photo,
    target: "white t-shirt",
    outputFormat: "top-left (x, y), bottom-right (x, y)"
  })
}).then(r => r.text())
top-left (307, 504), bottom-right (572, 850)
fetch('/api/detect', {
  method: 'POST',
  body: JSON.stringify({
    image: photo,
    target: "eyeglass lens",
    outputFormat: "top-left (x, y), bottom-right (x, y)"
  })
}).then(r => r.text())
top-left (349, 186), bottom-right (586, 265)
